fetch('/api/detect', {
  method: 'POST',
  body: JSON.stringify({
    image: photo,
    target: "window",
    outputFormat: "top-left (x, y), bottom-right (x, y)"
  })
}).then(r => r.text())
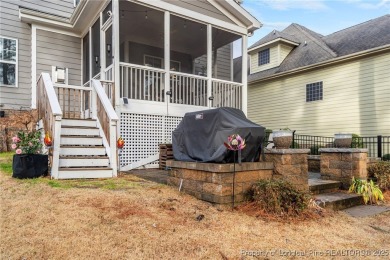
top-left (170, 60), bottom-right (181, 72)
top-left (306, 81), bottom-right (323, 102)
top-left (258, 48), bottom-right (270, 65)
top-left (144, 55), bottom-right (163, 69)
top-left (0, 36), bottom-right (17, 87)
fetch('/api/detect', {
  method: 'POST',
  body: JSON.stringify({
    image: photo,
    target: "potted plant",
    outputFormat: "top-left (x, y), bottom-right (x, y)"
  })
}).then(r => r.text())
top-left (334, 133), bottom-right (352, 148)
top-left (272, 128), bottom-right (293, 149)
top-left (11, 131), bottom-right (48, 179)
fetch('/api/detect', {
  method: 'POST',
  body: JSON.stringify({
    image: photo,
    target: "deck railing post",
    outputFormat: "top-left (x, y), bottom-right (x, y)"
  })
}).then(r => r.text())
top-left (378, 135), bottom-right (382, 159)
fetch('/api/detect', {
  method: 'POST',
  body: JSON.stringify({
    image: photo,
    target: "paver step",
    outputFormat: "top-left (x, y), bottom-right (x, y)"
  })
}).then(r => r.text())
top-left (309, 179), bottom-right (342, 194)
top-left (314, 192), bottom-right (364, 210)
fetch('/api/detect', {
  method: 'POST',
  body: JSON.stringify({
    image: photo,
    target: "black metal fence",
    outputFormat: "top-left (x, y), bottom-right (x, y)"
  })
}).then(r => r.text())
top-left (292, 133), bottom-right (390, 160)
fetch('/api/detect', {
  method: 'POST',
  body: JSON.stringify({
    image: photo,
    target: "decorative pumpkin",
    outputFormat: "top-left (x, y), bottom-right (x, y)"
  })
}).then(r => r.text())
top-left (44, 132), bottom-right (53, 147)
top-left (117, 137), bottom-right (125, 149)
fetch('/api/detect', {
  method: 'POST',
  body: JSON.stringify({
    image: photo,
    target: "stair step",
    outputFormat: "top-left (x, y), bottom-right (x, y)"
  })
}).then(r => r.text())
top-left (62, 119), bottom-right (97, 128)
top-left (60, 146), bottom-right (106, 156)
top-left (309, 179), bottom-right (342, 194)
top-left (61, 126), bottom-right (100, 136)
top-left (58, 167), bottom-right (113, 179)
top-left (61, 136), bottom-right (103, 146)
top-left (59, 156), bottom-right (109, 167)
top-left (315, 192), bottom-right (364, 210)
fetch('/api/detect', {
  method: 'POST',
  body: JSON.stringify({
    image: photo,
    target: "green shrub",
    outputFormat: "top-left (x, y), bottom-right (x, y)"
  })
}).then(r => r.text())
top-left (368, 161), bottom-right (390, 190)
top-left (247, 179), bottom-right (309, 215)
top-left (349, 177), bottom-right (384, 204)
top-left (351, 133), bottom-right (364, 148)
top-left (382, 154), bottom-right (390, 161)
top-left (290, 141), bottom-right (300, 149)
top-left (310, 145), bottom-right (320, 155)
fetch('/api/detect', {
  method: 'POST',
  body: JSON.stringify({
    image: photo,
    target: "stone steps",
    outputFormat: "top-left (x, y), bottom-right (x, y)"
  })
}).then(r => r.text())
top-left (314, 192), bottom-right (364, 210)
top-left (309, 179), bottom-right (341, 194)
top-left (309, 178), bottom-right (364, 210)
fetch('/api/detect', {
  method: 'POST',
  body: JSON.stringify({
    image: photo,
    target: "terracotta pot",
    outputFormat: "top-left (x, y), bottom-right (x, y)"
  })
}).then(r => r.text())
top-left (272, 130), bottom-right (293, 149)
top-left (334, 133), bottom-right (352, 148)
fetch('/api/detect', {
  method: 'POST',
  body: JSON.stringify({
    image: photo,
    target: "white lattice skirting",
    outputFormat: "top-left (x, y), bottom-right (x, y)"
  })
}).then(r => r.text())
top-left (119, 113), bottom-right (182, 169)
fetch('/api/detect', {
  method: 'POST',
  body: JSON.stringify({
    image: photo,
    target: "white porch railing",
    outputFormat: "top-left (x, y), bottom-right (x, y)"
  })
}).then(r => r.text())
top-left (105, 64), bottom-right (113, 81)
top-left (120, 62), bottom-right (166, 102)
top-left (211, 79), bottom-right (243, 109)
top-left (91, 79), bottom-right (119, 177)
top-left (170, 71), bottom-right (208, 106)
top-left (37, 73), bottom-right (63, 179)
top-left (54, 84), bottom-right (92, 119)
top-left (119, 62), bottom-right (243, 109)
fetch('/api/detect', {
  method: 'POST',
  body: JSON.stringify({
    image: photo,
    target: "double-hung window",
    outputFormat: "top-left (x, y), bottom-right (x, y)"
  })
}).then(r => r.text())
top-left (0, 36), bottom-right (18, 87)
top-left (258, 48), bottom-right (270, 66)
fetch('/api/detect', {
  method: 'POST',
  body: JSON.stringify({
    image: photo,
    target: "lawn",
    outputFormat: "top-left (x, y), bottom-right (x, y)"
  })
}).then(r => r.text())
top-left (1, 152), bottom-right (389, 259)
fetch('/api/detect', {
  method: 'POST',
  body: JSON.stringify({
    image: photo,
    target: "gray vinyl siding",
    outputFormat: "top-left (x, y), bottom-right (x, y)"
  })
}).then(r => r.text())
top-left (162, 0), bottom-right (234, 24)
top-left (0, 0), bottom-right (75, 109)
top-left (18, 0), bottom-right (74, 18)
top-left (36, 29), bottom-right (81, 86)
top-left (195, 44), bottom-right (233, 81)
top-left (248, 52), bottom-right (390, 136)
top-left (0, 1), bottom-right (32, 109)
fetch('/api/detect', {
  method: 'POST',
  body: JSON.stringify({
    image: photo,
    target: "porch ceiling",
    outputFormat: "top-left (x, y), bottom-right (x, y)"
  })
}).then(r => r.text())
top-left (119, 1), bottom-right (241, 58)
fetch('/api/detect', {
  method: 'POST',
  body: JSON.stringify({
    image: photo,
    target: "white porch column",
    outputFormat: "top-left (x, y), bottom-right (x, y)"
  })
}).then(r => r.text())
top-left (164, 11), bottom-right (170, 106)
top-left (113, 0), bottom-right (120, 109)
top-left (99, 12), bottom-right (106, 80)
top-left (241, 34), bottom-right (248, 115)
top-left (207, 24), bottom-right (212, 108)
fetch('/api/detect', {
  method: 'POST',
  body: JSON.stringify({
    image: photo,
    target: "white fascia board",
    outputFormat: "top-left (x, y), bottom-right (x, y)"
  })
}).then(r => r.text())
top-left (218, 0), bottom-right (262, 31)
top-left (134, 0), bottom-right (247, 35)
top-left (248, 38), bottom-right (300, 53)
top-left (207, 0), bottom-right (245, 27)
top-left (19, 10), bottom-right (73, 30)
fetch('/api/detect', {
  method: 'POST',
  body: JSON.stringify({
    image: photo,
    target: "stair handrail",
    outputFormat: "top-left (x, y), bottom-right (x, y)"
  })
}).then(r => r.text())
top-left (91, 79), bottom-right (119, 177)
top-left (37, 73), bottom-right (62, 179)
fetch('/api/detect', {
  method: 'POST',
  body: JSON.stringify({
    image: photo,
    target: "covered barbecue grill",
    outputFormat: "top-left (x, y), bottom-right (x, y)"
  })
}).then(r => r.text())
top-left (172, 107), bottom-right (265, 163)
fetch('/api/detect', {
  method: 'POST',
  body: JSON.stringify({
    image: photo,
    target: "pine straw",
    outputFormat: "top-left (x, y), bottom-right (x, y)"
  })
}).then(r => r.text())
top-left (1, 172), bottom-right (390, 259)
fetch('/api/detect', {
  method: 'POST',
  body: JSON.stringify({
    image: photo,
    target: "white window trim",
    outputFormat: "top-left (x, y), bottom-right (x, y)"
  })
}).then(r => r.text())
top-left (143, 54), bottom-right (181, 72)
top-left (144, 54), bottom-right (163, 68)
top-left (305, 80), bottom-right (324, 103)
top-left (0, 35), bottom-right (18, 88)
top-left (258, 48), bottom-right (270, 66)
top-left (170, 60), bottom-right (181, 72)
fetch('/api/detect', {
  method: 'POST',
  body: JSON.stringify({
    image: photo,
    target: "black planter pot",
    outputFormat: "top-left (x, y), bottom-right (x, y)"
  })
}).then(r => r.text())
top-left (12, 154), bottom-right (48, 179)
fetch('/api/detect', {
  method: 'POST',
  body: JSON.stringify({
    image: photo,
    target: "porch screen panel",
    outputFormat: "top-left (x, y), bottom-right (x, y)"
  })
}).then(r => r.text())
top-left (91, 18), bottom-right (100, 78)
top-left (82, 32), bottom-right (90, 84)
top-left (170, 15), bottom-right (207, 106)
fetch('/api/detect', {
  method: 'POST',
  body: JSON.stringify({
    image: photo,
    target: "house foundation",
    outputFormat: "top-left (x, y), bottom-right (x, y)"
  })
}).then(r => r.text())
top-left (264, 148), bottom-right (310, 191)
top-left (319, 148), bottom-right (368, 188)
top-left (166, 160), bottom-right (273, 204)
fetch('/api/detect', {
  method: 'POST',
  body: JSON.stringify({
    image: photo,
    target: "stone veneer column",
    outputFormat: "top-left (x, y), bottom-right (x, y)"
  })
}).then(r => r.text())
top-left (264, 149), bottom-right (310, 191)
top-left (319, 148), bottom-right (368, 188)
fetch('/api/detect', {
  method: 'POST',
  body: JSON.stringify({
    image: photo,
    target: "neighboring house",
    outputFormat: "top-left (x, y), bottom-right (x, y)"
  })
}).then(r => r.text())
top-left (0, 0), bottom-right (260, 178)
top-left (247, 15), bottom-right (390, 137)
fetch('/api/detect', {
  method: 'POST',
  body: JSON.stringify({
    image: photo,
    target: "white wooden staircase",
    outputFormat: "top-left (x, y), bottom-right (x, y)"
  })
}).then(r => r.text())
top-left (58, 118), bottom-right (113, 179)
top-left (37, 73), bottom-right (118, 179)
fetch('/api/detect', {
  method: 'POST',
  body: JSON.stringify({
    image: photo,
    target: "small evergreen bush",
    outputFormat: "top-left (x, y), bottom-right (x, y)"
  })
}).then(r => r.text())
top-left (368, 161), bottom-right (390, 190)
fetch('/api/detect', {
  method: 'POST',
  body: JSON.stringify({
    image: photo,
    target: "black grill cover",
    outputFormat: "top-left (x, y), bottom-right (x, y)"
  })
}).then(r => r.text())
top-left (172, 107), bottom-right (265, 163)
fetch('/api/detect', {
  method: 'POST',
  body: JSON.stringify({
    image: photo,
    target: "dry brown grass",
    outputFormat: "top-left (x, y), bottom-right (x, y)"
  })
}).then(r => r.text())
top-left (1, 169), bottom-right (390, 259)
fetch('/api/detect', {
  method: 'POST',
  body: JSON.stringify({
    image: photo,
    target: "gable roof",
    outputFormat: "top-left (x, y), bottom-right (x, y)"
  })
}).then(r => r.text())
top-left (248, 14), bottom-right (390, 83)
